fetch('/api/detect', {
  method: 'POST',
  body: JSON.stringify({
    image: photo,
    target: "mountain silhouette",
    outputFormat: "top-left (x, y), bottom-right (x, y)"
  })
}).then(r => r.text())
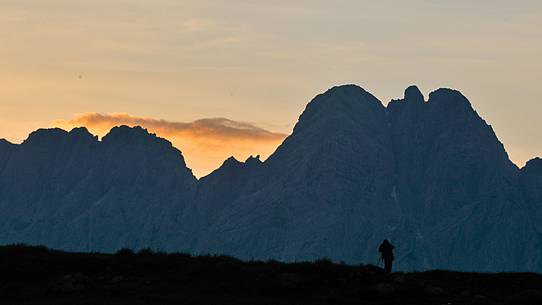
top-left (0, 85), bottom-right (540, 272)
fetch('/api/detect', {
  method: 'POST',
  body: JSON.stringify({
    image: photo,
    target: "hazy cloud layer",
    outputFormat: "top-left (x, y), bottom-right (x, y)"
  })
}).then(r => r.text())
top-left (54, 112), bottom-right (286, 141)
top-left (53, 113), bottom-right (287, 177)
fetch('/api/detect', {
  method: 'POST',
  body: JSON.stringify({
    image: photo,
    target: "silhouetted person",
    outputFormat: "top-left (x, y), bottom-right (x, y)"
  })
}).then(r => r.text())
top-left (378, 239), bottom-right (394, 273)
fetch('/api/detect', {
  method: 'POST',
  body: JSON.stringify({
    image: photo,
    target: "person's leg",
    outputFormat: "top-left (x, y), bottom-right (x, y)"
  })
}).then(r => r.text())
top-left (384, 259), bottom-right (391, 273)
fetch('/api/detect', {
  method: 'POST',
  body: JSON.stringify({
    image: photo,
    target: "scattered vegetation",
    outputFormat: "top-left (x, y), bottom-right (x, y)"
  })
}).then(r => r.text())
top-left (0, 245), bottom-right (541, 304)
top-left (114, 248), bottom-right (135, 257)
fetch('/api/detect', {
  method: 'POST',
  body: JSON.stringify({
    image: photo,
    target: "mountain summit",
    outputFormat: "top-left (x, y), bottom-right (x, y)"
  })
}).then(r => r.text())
top-left (0, 85), bottom-right (540, 272)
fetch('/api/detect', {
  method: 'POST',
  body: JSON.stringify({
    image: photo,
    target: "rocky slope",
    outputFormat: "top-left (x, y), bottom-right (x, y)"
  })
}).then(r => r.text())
top-left (0, 126), bottom-right (196, 252)
top-left (0, 85), bottom-right (540, 272)
top-left (196, 86), bottom-right (400, 265)
top-left (194, 85), bottom-right (540, 271)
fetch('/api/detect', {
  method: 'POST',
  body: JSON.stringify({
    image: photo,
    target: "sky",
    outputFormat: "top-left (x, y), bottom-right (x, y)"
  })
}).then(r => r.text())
top-left (1, 0), bottom-right (541, 177)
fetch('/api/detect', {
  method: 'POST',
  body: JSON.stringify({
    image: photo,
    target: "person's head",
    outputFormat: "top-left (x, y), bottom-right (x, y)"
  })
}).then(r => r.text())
top-left (383, 239), bottom-right (390, 245)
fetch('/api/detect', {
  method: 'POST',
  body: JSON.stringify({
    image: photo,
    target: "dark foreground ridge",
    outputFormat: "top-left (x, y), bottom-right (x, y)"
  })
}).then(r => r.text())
top-left (1, 245), bottom-right (542, 305)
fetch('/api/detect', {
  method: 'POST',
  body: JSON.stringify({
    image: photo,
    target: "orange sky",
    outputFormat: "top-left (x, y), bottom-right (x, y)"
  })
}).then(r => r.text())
top-left (53, 113), bottom-right (287, 177)
top-left (1, 1), bottom-right (541, 175)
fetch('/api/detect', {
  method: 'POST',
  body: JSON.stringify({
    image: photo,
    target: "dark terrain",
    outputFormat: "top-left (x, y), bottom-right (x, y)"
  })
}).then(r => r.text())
top-left (1, 245), bottom-right (542, 304)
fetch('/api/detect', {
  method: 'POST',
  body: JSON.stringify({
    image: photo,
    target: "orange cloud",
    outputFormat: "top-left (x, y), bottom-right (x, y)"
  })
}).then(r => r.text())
top-left (53, 113), bottom-right (287, 178)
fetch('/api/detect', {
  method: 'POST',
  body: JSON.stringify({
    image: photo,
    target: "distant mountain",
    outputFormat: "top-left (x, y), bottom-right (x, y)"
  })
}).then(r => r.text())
top-left (0, 85), bottom-right (540, 272)
top-left (0, 126), bottom-right (196, 252)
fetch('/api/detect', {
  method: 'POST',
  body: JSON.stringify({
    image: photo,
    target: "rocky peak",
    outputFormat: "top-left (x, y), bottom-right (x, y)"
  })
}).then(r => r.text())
top-left (222, 156), bottom-right (242, 168)
top-left (245, 155), bottom-right (262, 167)
top-left (200, 156), bottom-right (243, 179)
top-left (426, 88), bottom-right (474, 115)
top-left (386, 86), bottom-right (426, 122)
top-left (100, 126), bottom-right (186, 159)
top-left (69, 127), bottom-right (97, 139)
top-left (24, 128), bottom-right (69, 146)
top-left (522, 157), bottom-right (542, 174)
top-left (404, 85), bottom-right (425, 104)
top-left (291, 84), bottom-right (385, 135)
top-left (102, 125), bottom-right (154, 144)
top-left (202, 155), bottom-right (263, 183)
top-left (67, 127), bottom-right (98, 146)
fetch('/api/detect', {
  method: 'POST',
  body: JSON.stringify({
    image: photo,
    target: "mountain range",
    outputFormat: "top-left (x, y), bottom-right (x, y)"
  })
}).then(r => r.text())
top-left (1, 85), bottom-right (540, 272)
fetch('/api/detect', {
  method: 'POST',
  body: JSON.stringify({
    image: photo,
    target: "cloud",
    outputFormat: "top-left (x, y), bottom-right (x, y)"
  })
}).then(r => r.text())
top-left (53, 112), bottom-right (285, 141)
top-left (53, 113), bottom-right (287, 178)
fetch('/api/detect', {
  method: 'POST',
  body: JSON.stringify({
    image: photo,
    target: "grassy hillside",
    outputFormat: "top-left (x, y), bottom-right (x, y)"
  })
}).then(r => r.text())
top-left (1, 245), bottom-right (541, 304)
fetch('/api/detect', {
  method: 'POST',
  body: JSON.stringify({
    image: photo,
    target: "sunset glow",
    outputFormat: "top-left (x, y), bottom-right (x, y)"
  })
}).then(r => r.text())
top-left (1, 1), bottom-right (541, 174)
top-left (53, 113), bottom-right (287, 177)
